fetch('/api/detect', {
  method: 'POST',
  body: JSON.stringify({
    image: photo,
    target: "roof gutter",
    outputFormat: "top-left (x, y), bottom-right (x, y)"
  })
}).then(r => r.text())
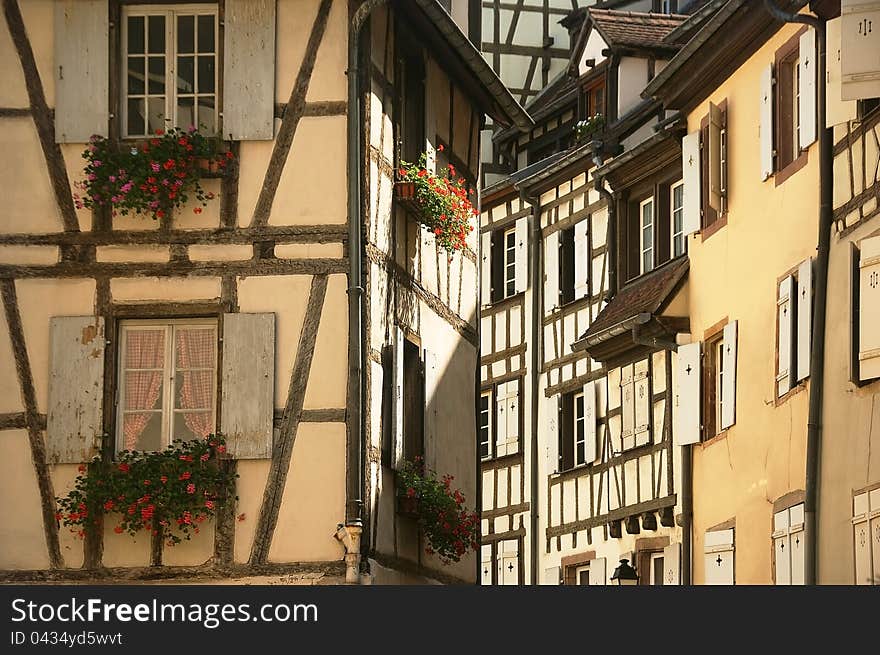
top-left (572, 312), bottom-right (651, 352)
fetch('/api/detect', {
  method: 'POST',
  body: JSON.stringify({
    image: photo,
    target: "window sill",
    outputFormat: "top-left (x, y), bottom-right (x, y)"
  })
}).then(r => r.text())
top-left (700, 215), bottom-right (728, 243)
top-left (775, 379), bottom-right (808, 406)
top-left (484, 291), bottom-right (525, 310)
top-left (773, 149), bottom-right (809, 187)
top-left (481, 451), bottom-right (523, 466)
top-left (700, 429), bottom-right (730, 449)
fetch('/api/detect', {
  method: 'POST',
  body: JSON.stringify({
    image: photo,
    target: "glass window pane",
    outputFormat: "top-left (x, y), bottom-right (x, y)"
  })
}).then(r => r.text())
top-left (127, 57), bottom-right (145, 95)
top-left (173, 411), bottom-right (214, 441)
top-left (198, 15), bottom-right (215, 53)
top-left (124, 372), bottom-right (164, 411)
top-left (147, 97), bottom-right (165, 133)
top-left (127, 16), bottom-right (145, 54)
top-left (177, 15), bottom-right (195, 54)
top-left (122, 411), bottom-right (163, 452)
top-left (197, 98), bottom-right (215, 133)
top-left (197, 56), bottom-right (215, 94)
top-left (576, 442), bottom-right (585, 465)
top-left (124, 329), bottom-right (165, 368)
top-left (177, 97), bottom-right (195, 133)
top-left (175, 328), bottom-right (215, 369)
top-left (147, 15), bottom-right (165, 54)
top-left (127, 98), bottom-right (145, 136)
top-left (177, 56), bottom-right (195, 94)
top-left (147, 56), bottom-right (165, 94)
top-left (174, 371), bottom-right (215, 411)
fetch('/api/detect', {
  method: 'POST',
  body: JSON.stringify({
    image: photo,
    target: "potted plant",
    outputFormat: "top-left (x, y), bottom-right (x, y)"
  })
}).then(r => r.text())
top-left (575, 113), bottom-right (605, 142)
top-left (395, 456), bottom-right (480, 564)
top-left (73, 127), bottom-right (233, 221)
top-left (396, 144), bottom-right (477, 254)
top-left (56, 435), bottom-right (237, 547)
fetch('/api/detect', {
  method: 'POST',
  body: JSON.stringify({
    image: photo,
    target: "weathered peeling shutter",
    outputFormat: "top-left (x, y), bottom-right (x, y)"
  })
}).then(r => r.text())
top-left (422, 348), bottom-right (438, 470)
top-left (574, 219), bottom-right (589, 300)
top-left (54, 1), bottom-right (109, 143)
top-left (777, 276), bottom-right (795, 396)
top-left (514, 216), bottom-right (528, 294)
top-left (223, 0), bottom-right (276, 140)
top-left (221, 313), bottom-right (274, 459)
top-left (674, 342), bottom-right (701, 446)
top-left (721, 320), bottom-right (737, 430)
top-left (391, 326), bottom-right (404, 469)
top-left (46, 316), bottom-right (105, 463)
top-left (589, 557), bottom-right (606, 585)
top-left (773, 508), bottom-right (792, 585)
top-left (543, 566), bottom-right (561, 585)
top-left (545, 230), bottom-right (560, 310)
top-left (826, 17), bottom-right (858, 127)
top-left (707, 102), bottom-right (723, 212)
top-left (481, 231), bottom-right (492, 306)
top-left (634, 361), bottom-right (650, 447)
top-left (583, 379), bottom-right (597, 464)
top-left (799, 28), bottom-right (817, 150)
top-left (546, 394), bottom-right (560, 474)
top-left (797, 258), bottom-right (813, 382)
top-left (858, 235), bottom-right (880, 381)
top-left (505, 381), bottom-right (520, 456)
top-left (841, 0), bottom-right (880, 101)
top-left (789, 503), bottom-right (805, 585)
top-left (760, 63), bottom-right (774, 181)
top-left (663, 543), bottom-right (681, 585)
top-left (681, 131), bottom-right (701, 235)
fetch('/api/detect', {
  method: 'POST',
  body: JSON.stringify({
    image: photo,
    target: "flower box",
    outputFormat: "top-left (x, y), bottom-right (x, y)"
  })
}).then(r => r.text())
top-left (396, 493), bottom-right (420, 519)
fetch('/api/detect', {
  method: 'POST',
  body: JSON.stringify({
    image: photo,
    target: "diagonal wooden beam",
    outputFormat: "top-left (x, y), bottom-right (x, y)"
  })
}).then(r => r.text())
top-left (249, 274), bottom-right (329, 564)
top-left (250, 0), bottom-right (334, 226)
top-left (2, 0), bottom-right (79, 232)
top-left (1, 279), bottom-right (63, 568)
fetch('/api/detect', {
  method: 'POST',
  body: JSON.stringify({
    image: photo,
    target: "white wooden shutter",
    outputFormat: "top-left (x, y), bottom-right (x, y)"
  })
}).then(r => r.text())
top-left (589, 557), bottom-right (606, 585)
top-left (826, 17), bottom-right (858, 127)
top-left (46, 316), bottom-right (105, 463)
top-left (514, 216), bottom-right (528, 294)
top-left (841, 0), bottom-right (880, 101)
top-left (423, 348), bottom-right (438, 470)
top-left (721, 320), bottom-right (737, 430)
top-left (773, 508), bottom-right (792, 585)
top-left (853, 514), bottom-right (871, 584)
top-left (391, 326), bottom-right (404, 469)
top-left (777, 276), bottom-right (795, 396)
top-left (546, 394), bottom-right (560, 474)
top-left (620, 365), bottom-right (635, 450)
top-left (481, 545), bottom-right (493, 585)
top-left (481, 231), bottom-right (492, 306)
top-left (760, 63), bottom-right (774, 181)
top-left (54, 1), bottom-right (109, 143)
top-left (543, 566), bottom-right (561, 585)
top-left (634, 362), bottom-right (650, 447)
top-left (545, 230), bottom-right (560, 310)
top-left (708, 102), bottom-right (723, 212)
top-left (799, 28), bottom-right (817, 150)
top-left (583, 379), bottom-right (598, 464)
top-left (223, 0), bottom-right (276, 140)
top-left (574, 219), bottom-right (589, 300)
top-left (495, 382), bottom-right (508, 457)
top-left (704, 529), bottom-right (735, 585)
top-left (681, 131), bottom-right (701, 235)
top-left (858, 236), bottom-right (880, 381)
top-left (675, 342), bottom-right (701, 446)
top-left (500, 540), bottom-right (520, 585)
top-left (505, 380), bottom-right (520, 456)
top-left (221, 313), bottom-right (275, 459)
top-left (797, 258), bottom-right (813, 382)
top-left (870, 512), bottom-right (880, 586)
top-left (663, 543), bottom-right (681, 585)
top-left (790, 503), bottom-right (806, 585)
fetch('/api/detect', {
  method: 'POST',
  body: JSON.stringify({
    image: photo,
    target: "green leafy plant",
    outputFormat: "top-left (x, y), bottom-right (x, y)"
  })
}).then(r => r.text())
top-left (575, 113), bottom-right (605, 142)
top-left (56, 435), bottom-right (237, 546)
top-left (396, 144), bottom-right (476, 254)
top-left (396, 456), bottom-right (479, 565)
top-left (74, 127), bottom-right (233, 221)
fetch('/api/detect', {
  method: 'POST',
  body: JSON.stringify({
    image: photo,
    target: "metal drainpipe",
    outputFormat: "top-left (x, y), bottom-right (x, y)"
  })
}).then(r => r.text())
top-left (762, 0), bottom-right (829, 586)
top-left (519, 187), bottom-right (542, 586)
top-left (346, 0), bottom-right (390, 581)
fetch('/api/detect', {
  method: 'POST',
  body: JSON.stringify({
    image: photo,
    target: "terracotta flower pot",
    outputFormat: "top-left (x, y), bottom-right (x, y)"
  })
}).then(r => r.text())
top-left (395, 180), bottom-right (416, 199)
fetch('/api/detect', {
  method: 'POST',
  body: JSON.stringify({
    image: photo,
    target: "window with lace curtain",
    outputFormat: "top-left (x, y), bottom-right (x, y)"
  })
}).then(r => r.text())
top-left (116, 318), bottom-right (218, 452)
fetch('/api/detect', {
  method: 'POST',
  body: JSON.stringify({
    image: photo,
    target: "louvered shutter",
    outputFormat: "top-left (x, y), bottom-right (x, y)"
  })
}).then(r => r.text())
top-left (773, 508), bottom-right (792, 585)
top-left (391, 326), bottom-right (404, 469)
top-left (777, 276), bottom-right (795, 396)
top-left (634, 362), bottom-right (650, 447)
top-left (675, 342), bottom-right (701, 446)
top-left (221, 313), bottom-right (275, 459)
top-left (797, 258), bottom-right (813, 382)
top-left (721, 320), bottom-right (738, 430)
top-left (858, 236), bottom-right (880, 381)
top-left (583, 379), bottom-right (598, 464)
top-left (423, 348), bottom-right (438, 470)
top-left (681, 131), bottom-right (701, 235)
top-left (826, 17), bottom-right (858, 127)
top-left (663, 543), bottom-right (681, 585)
top-left (546, 394), bottom-right (560, 475)
top-left (590, 557), bottom-right (606, 585)
top-left (799, 28), bottom-right (817, 150)
top-left (545, 230), bottom-right (560, 310)
top-left (760, 63), bottom-right (775, 181)
top-left (481, 231), bottom-right (492, 305)
top-left (841, 0), bottom-right (880, 101)
top-left (46, 317), bottom-right (105, 463)
top-left (574, 219), bottom-right (589, 300)
top-left (708, 102), bottom-right (723, 212)
top-left (514, 216), bottom-right (528, 294)
top-left (223, 0), bottom-right (276, 140)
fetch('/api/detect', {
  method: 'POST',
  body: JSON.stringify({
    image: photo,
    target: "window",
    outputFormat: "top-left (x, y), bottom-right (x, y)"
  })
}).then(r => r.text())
top-left (494, 380), bottom-right (520, 458)
top-left (670, 180), bottom-right (685, 258)
top-left (777, 49), bottom-right (801, 172)
top-left (583, 78), bottom-right (605, 120)
top-left (402, 339), bottom-right (424, 462)
top-left (481, 539), bottom-right (520, 585)
top-left (573, 392), bottom-right (586, 467)
top-left (558, 226), bottom-right (575, 306)
top-left (655, 0), bottom-right (678, 12)
top-left (479, 391), bottom-right (492, 460)
top-left (484, 218), bottom-right (526, 304)
top-left (504, 227), bottom-right (517, 297)
top-left (852, 487), bottom-right (880, 585)
top-left (122, 5), bottom-right (218, 138)
top-left (398, 37), bottom-right (425, 165)
top-left (639, 197), bottom-right (654, 274)
top-left (700, 101), bottom-right (728, 232)
top-left (704, 529), bottom-right (735, 585)
top-left (116, 319), bottom-right (218, 452)
top-left (853, 237), bottom-right (880, 384)
top-left (777, 259), bottom-right (813, 397)
top-left (575, 565), bottom-right (590, 585)
top-left (703, 331), bottom-right (724, 440)
top-left (650, 553), bottom-right (665, 586)
top-left (773, 502), bottom-right (805, 585)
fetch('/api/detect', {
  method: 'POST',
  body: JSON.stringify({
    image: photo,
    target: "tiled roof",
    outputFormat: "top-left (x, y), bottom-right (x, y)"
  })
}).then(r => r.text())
top-left (581, 256), bottom-right (689, 341)
top-left (588, 9), bottom-right (689, 51)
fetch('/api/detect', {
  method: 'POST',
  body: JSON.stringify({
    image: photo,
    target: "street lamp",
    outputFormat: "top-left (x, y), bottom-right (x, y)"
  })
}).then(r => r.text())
top-left (610, 558), bottom-right (639, 585)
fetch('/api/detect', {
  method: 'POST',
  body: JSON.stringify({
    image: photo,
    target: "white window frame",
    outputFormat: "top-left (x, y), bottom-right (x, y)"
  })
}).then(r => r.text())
top-left (503, 226), bottom-right (517, 299)
top-left (670, 180), bottom-right (684, 258)
top-left (575, 564), bottom-right (590, 585)
top-left (121, 4), bottom-right (219, 138)
top-left (649, 552), bottom-right (665, 585)
top-left (479, 390), bottom-right (492, 461)
top-left (574, 391), bottom-right (586, 467)
top-left (116, 317), bottom-right (218, 453)
top-left (639, 197), bottom-right (654, 274)
top-left (715, 338), bottom-right (725, 436)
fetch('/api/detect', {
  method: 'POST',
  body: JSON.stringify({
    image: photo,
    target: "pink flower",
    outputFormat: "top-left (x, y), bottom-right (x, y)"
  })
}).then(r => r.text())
top-left (186, 483), bottom-right (195, 494)
top-left (150, 162), bottom-right (160, 172)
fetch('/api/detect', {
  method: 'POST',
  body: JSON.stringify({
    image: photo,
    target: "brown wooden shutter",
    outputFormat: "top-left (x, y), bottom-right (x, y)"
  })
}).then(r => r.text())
top-left (656, 183), bottom-right (671, 266)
